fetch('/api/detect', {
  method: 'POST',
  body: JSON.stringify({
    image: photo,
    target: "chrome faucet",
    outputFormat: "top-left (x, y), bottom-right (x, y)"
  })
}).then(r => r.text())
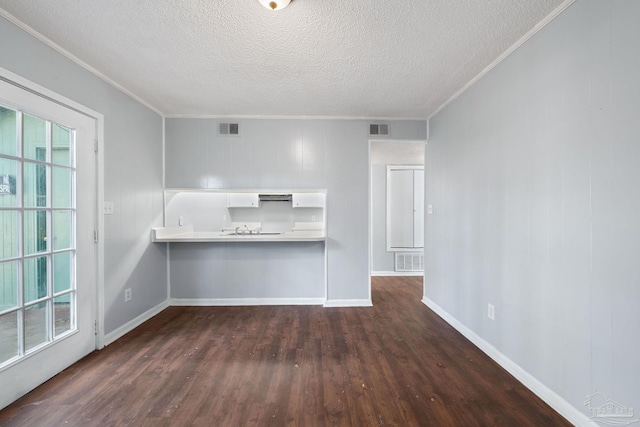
top-left (232, 225), bottom-right (255, 235)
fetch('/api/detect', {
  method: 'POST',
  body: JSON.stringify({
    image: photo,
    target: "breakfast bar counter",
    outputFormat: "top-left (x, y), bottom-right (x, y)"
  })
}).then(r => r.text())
top-left (151, 225), bottom-right (325, 243)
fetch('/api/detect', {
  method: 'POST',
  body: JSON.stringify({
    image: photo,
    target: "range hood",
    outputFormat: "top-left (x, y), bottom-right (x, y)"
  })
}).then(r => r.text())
top-left (258, 193), bottom-right (292, 202)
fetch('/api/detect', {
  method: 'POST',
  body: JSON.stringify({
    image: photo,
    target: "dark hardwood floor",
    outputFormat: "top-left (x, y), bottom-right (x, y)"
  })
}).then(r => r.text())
top-left (0, 277), bottom-right (571, 426)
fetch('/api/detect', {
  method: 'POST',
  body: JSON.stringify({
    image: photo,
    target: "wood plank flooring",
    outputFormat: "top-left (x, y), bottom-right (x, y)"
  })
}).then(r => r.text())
top-left (0, 277), bottom-right (571, 426)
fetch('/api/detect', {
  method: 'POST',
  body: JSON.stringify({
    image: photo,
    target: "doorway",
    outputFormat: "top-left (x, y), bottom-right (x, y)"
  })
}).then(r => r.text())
top-left (369, 140), bottom-right (426, 302)
top-left (0, 70), bottom-right (102, 409)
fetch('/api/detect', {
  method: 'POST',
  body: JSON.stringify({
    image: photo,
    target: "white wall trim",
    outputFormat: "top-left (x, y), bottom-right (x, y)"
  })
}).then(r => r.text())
top-left (427, 0), bottom-right (576, 120)
top-left (368, 140), bottom-right (373, 305)
top-left (0, 66), bottom-right (102, 120)
top-left (164, 114), bottom-right (427, 121)
top-left (371, 271), bottom-right (423, 277)
top-left (95, 108), bottom-right (105, 350)
top-left (103, 300), bottom-right (170, 346)
top-left (171, 298), bottom-right (325, 306)
top-left (0, 8), bottom-right (164, 117)
top-left (324, 299), bottom-right (373, 308)
top-left (422, 297), bottom-right (590, 427)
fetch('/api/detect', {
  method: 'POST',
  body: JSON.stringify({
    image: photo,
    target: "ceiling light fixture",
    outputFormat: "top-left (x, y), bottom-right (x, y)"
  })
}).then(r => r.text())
top-left (258, 0), bottom-right (291, 11)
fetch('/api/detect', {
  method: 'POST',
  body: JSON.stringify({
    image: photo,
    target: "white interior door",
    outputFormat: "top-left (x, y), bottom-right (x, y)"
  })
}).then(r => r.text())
top-left (387, 166), bottom-right (424, 251)
top-left (387, 168), bottom-right (415, 249)
top-left (0, 76), bottom-right (97, 409)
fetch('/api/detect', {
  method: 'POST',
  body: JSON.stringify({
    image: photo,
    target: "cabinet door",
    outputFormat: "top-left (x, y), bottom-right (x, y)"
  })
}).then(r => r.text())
top-left (228, 193), bottom-right (259, 207)
top-left (413, 169), bottom-right (424, 248)
top-left (292, 193), bottom-right (325, 208)
top-left (387, 169), bottom-right (415, 249)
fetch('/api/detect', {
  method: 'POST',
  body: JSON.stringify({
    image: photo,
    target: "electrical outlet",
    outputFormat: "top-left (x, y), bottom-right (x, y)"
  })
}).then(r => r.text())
top-left (179, 216), bottom-right (184, 226)
top-left (488, 303), bottom-right (495, 320)
top-left (125, 288), bottom-right (132, 302)
top-left (104, 201), bottom-right (114, 215)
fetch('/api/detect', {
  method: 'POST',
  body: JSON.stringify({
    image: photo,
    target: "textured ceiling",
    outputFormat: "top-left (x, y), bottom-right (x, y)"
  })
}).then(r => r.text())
top-left (0, 0), bottom-right (567, 118)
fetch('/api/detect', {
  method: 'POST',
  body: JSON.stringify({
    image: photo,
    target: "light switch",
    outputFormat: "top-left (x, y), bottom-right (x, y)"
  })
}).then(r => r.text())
top-left (104, 201), bottom-right (114, 215)
top-left (427, 204), bottom-right (434, 215)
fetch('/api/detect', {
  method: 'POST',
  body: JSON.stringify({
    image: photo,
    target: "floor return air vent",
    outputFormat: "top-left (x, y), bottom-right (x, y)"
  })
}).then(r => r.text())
top-left (395, 252), bottom-right (424, 272)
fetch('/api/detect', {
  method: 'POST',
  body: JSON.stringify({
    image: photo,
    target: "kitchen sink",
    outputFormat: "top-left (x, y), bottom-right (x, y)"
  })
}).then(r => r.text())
top-left (220, 230), bottom-right (283, 236)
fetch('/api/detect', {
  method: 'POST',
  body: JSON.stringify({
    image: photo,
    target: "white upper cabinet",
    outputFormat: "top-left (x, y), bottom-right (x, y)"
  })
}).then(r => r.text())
top-left (228, 193), bottom-right (260, 208)
top-left (292, 193), bottom-right (325, 208)
top-left (162, 189), bottom-right (326, 234)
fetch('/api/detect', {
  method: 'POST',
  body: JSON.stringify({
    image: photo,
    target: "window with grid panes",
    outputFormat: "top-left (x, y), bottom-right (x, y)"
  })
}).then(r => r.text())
top-left (0, 104), bottom-right (76, 367)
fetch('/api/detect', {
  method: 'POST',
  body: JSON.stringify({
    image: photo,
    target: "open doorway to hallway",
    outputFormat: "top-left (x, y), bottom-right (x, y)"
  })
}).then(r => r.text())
top-left (369, 140), bottom-right (426, 301)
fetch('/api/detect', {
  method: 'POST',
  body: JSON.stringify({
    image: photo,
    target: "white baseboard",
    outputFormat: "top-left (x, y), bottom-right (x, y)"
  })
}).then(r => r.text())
top-left (170, 297), bottom-right (325, 306)
top-left (371, 271), bottom-right (423, 277)
top-left (104, 300), bottom-right (170, 346)
top-left (421, 297), bottom-right (590, 427)
top-left (324, 299), bottom-right (373, 307)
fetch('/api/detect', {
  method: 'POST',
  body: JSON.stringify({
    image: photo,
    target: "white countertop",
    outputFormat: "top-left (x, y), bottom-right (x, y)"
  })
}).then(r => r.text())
top-left (151, 226), bottom-right (325, 243)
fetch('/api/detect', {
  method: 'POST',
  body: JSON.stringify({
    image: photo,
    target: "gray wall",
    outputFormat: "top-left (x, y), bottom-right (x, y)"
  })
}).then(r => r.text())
top-left (165, 119), bottom-right (426, 302)
top-left (0, 17), bottom-right (167, 335)
top-left (427, 0), bottom-right (639, 420)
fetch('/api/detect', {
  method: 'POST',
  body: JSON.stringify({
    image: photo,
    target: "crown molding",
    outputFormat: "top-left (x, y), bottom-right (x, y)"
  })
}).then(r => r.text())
top-left (0, 8), bottom-right (165, 117)
top-left (428, 0), bottom-right (576, 120)
top-left (2, 0), bottom-right (575, 124)
top-left (164, 114), bottom-right (428, 121)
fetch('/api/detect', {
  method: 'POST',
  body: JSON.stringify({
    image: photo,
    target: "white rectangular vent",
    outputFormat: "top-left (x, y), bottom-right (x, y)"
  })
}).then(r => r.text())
top-left (219, 122), bottom-right (239, 135)
top-left (369, 124), bottom-right (389, 136)
top-left (395, 252), bottom-right (424, 272)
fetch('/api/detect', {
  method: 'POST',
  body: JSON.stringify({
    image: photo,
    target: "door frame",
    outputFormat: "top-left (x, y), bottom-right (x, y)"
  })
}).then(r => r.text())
top-left (368, 138), bottom-right (427, 303)
top-left (0, 67), bottom-right (105, 347)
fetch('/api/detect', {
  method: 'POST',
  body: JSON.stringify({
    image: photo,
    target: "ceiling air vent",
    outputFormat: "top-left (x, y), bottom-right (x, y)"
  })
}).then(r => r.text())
top-left (219, 122), bottom-right (239, 136)
top-left (369, 124), bottom-right (389, 136)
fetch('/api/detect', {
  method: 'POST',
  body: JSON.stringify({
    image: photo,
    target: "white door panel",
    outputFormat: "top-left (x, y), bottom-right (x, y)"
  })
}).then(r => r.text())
top-left (387, 166), bottom-right (424, 251)
top-left (387, 168), bottom-right (414, 248)
top-left (0, 76), bottom-right (97, 410)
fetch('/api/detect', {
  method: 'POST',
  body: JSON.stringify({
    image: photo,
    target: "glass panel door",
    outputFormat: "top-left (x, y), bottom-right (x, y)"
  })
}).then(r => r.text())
top-left (0, 105), bottom-right (77, 367)
top-left (0, 72), bottom-right (97, 411)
